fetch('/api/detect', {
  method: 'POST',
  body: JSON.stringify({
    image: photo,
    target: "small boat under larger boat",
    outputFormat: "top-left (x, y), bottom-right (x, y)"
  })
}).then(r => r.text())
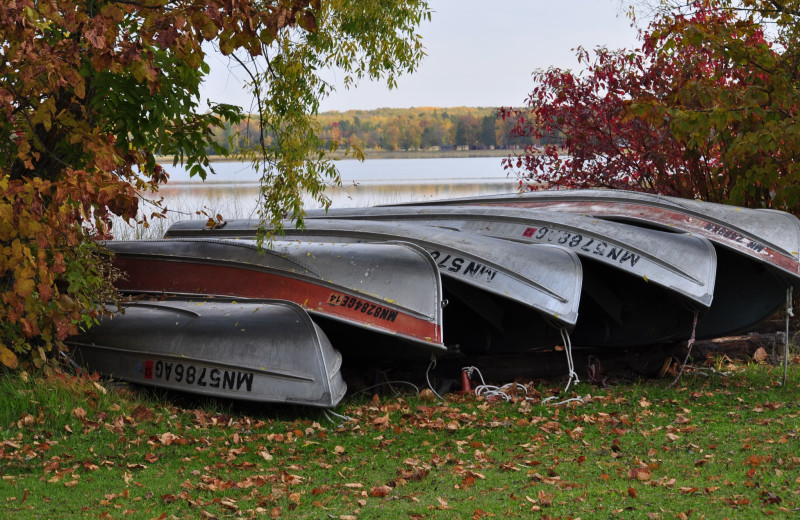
top-left (67, 299), bottom-right (347, 408)
top-left (165, 218), bottom-right (583, 353)
top-left (106, 239), bottom-right (446, 358)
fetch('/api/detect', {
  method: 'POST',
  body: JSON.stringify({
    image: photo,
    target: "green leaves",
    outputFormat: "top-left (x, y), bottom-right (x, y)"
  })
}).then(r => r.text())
top-left (1, 0), bottom-right (430, 368)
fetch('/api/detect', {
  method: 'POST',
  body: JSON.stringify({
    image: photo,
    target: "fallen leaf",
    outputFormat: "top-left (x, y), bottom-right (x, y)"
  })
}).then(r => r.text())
top-left (628, 468), bottom-right (651, 481)
top-left (369, 485), bottom-right (392, 497)
top-left (131, 405), bottom-right (154, 422)
top-left (419, 389), bottom-right (436, 402)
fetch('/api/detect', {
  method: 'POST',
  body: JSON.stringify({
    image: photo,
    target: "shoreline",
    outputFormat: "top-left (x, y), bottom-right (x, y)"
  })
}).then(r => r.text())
top-left (160, 148), bottom-right (528, 163)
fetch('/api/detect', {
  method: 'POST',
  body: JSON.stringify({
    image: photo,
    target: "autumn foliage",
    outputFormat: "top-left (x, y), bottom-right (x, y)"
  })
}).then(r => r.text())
top-left (505, 0), bottom-right (800, 213)
top-left (0, 0), bottom-right (319, 369)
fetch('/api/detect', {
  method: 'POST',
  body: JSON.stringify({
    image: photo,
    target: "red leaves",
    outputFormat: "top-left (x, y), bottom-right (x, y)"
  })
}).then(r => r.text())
top-left (505, 0), bottom-right (799, 214)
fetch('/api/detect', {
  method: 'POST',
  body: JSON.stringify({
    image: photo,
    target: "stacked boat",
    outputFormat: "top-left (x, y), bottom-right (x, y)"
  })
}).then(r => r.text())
top-left (70, 188), bottom-right (800, 407)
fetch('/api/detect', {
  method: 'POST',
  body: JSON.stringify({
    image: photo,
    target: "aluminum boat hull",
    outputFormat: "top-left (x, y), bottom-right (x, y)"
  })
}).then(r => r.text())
top-left (67, 299), bottom-right (347, 408)
top-left (106, 239), bottom-right (445, 358)
top-left (402, 189), bottom-right (800, 279)
top-left (165, 219), bottom-right (583, 353)
top-left (397, 189), bottom-right (793, 338)
top-left (300, 205), bottom-right (722, 347)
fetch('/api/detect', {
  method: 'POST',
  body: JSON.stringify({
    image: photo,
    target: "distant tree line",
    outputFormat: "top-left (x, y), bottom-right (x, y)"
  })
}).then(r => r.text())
top-left (211, 107), bottom-right (555, 153)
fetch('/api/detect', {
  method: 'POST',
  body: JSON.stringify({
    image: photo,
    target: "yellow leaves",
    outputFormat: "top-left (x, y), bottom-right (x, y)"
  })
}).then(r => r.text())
top-left (0, 344), bottom-right (19, 369)
top-left (31, 97), bottom-right (57, 132)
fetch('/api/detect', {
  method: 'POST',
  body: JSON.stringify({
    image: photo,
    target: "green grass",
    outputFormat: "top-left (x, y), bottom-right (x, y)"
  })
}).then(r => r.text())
top-left (1, 362), bottom-right (799, 519)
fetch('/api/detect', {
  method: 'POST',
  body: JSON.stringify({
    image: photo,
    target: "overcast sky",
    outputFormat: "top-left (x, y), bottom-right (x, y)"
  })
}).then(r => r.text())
top-left (199, 0), bottom-right (642, 113)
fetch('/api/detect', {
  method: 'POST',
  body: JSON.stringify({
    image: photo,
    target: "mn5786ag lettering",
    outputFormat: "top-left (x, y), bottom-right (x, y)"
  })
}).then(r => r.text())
top-left (137, 359), bottom-right (254, 393)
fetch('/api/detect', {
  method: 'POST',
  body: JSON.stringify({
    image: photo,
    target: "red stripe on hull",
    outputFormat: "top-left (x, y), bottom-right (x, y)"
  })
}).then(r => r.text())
top-left (481, 200), bottom-right (799, 276)
top-left (113, 257), bottom-right (442, 346)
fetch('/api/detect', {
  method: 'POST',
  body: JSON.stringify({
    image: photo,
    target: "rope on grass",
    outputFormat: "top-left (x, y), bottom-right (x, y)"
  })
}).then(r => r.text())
top-left (462, 366), bottom-right (532, 402)
top-left (323, 409), bottom-right (353, 424)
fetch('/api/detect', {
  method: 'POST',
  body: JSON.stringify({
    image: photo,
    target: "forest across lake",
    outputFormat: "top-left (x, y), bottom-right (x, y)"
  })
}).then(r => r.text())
top-left (206, 106), bottom-right (556, 155)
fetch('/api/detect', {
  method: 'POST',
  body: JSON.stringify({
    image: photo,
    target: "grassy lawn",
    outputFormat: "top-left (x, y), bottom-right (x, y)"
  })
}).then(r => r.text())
top-left (1, 360), bottom-right (798, 519)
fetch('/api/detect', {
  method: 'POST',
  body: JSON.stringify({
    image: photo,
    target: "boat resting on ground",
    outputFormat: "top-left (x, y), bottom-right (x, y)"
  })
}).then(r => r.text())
top-left (106, 239), bottom-right (445, 359)
top-left (301, 205), bottom-right (719, 347)
top-left (397, 189), bottom-right (795, 338)
top-left (67, 299), bottom-right (347, 408)
top-left (164, 218), bottom-right (583, 354)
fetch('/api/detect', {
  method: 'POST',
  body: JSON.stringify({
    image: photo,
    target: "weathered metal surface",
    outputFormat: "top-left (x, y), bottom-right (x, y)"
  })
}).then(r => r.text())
top-left (398, 188), bottom-right (800, 279)
top-left (165, 219), bottom-right (584, 353)
top-left (304, 205), bottom-right (718, 308)
top-left (395, 189), bottom-right (793, 338)
top-left (67, 299), bottom-right (347, 408)
top-left (106, 239), bottom-right (445, 356)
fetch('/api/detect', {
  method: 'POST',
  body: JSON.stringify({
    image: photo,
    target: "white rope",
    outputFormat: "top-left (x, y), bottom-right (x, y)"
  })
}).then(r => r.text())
top-left (462, 366), bottom-right (532, 402)
top-left (783, 286), bottom-right (794, 386)
top-left (323, 409), bottom-right (353, 424)
top-left (425, 355), bottom-right (446, 402)
top-left (542, 395), bottom-right (585, 406)
top-left (560, 328), bottom-right (580, 393)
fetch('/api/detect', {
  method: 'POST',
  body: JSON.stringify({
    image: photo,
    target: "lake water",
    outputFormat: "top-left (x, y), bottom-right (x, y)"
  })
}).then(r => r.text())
top-left (143, 156), bottom-right (518, 223)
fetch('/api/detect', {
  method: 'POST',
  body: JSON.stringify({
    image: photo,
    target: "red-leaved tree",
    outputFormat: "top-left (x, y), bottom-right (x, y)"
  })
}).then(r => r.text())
top-left (503, 0), bottom-right (800, 212)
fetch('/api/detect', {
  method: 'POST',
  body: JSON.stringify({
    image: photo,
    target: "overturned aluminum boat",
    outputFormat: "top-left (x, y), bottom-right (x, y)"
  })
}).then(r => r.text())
top-left (300, 205), bottom-right (719, 347)
top-left (402, 189), bottom-right (800, 279)
top-left (67, 299), bottom-right (347, 408)
top-left (106, 239), bottom-right (445, 358)
top-left (305, 206), bottom-right (717, 306)
top-left (398, 189), bottom-right (795, 338)
top-left (165, 219), bottom-right (583, 353)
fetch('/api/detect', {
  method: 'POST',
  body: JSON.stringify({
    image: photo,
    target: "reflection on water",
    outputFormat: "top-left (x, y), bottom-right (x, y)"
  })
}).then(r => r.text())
top-left (118, 158), bottom-right (521, 239)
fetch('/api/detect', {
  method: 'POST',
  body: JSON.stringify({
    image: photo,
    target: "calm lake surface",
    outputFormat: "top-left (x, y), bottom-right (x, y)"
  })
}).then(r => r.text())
top-left (141, 157), bottom-right (521, 232)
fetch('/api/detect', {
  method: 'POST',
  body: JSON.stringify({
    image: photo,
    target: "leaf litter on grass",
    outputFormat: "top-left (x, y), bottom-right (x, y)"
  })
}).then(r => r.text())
top-left (0, 363), bottom-right (799, 519)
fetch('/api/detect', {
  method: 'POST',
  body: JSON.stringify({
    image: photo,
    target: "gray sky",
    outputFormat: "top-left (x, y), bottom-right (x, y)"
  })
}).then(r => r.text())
top-left (199, 1), bottom-right (641, 113)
